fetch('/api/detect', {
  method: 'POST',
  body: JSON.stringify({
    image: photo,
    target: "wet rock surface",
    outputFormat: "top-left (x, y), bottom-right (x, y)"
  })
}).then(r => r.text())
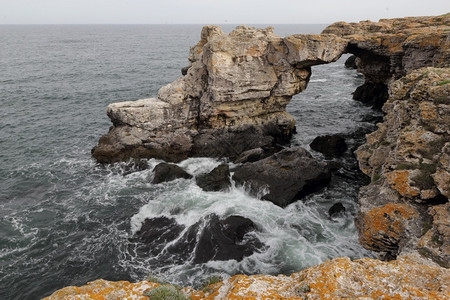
top-left (233, 147), bottom-right (331, 207)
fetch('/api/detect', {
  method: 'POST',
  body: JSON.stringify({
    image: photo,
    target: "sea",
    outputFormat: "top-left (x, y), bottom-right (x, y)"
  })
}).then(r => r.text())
top-left (0, 24), bottom-right (378, 299)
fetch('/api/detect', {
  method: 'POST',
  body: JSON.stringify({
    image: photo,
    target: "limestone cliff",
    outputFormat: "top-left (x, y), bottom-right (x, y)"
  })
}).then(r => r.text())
top-left (44, 254), bottom-right (449, 299)
top-left (92, 26), bottom-right (346, 163)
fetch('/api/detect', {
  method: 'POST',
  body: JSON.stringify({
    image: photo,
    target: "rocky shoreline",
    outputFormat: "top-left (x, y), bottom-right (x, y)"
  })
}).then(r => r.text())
top-left (47, 14), bottom-right (448, 299)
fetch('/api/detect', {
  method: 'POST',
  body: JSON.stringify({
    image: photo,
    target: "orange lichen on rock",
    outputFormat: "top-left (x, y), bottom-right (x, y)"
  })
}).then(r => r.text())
top-left (45, 255), bottom-right (449, 299)
top-left (358, 203), bottom-right (419, 253)
top-left (385, 170), bottom-right (420, 197)
top-left (43, 279), bottom-right (158, 300)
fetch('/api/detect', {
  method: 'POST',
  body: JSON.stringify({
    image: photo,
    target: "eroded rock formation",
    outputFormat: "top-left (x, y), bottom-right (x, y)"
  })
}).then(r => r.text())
top-left (92, 26), bottom-right (347, 163)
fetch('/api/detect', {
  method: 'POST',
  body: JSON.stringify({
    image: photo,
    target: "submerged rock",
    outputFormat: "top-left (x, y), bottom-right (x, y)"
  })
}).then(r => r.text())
top-left (310, 134), bottom-right (348, 158)
top-left (151, 163), bottom-right (192, 184)
top-left (195, 164), bottom-right (231, 192)
top-left (233, 147), bottom-right (331, 207)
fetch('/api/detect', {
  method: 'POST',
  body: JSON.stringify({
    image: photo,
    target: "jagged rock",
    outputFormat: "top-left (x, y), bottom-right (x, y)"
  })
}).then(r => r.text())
top-left (151, 163), bottom-right (192, 184)
top-left (92, 25), bottom-right (346, 163)
top-left (195, 164), bottom-right (231, 192)
top-left (45, 254), bottom-right (450, 300)
top-left (232, 147), bottom-right (331, 207)
top-left (310, 134), bottom-right (348, 158)
top-left (328, 202), bottom-right (346, 218)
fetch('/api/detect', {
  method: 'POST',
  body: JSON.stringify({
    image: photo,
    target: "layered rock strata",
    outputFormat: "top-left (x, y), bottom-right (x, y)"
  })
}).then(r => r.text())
top-left (92, 26), bottom-right (347, 163)
top-left (45, 254), bottom-right (449, 299)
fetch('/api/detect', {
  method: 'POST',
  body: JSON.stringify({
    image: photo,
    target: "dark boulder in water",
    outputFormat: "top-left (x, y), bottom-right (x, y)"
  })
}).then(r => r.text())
top-left (233, 147), bottom-right (331, 207)
top-left (310, 134), bottom-right (348, 158)
top-left (192, 214), bottom-right (262, 264)
top-left (328, 202), bottom-right (346, 218)
top-left (344, 55), bottom-right (358, 69)
top-left (164, 214), bottom-right (263, 264)
top-left (196, 164), bottom-right (231, 192)
top-left (133, 216), bottom-right (185, 255)
top-left (152, 163), bottom-right (192, 184)
top-left (352, 82), bottom-right (389, 110)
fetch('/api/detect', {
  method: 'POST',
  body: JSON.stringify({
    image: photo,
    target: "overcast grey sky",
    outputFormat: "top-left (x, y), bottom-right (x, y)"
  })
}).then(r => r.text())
top-left (1, 0), bottom-right (449, 24)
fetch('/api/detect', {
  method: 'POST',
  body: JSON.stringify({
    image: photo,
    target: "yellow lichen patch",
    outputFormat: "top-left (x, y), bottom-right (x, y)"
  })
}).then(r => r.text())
top-left (359, 203), bottom-right (419, 251)
top-left (386, 170), bottom-right (420, 197)
top-left (43, 279), bottom-right (158, 300)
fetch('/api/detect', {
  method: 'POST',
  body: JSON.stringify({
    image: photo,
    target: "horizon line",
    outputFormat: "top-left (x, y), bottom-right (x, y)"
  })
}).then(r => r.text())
top-left (0, 23), bottom-right (331, 26)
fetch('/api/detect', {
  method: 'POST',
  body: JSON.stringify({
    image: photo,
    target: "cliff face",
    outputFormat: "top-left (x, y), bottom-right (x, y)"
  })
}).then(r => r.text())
top-left (355, 67), bottom-right (449, 263)
top-left (92, 26), bottom-right (346, 163)
top-left (44, 254), bottom-right (449, 299)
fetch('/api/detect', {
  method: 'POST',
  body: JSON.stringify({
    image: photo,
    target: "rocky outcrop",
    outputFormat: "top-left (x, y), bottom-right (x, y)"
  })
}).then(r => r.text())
top-left (355, 67), bottom-right (449, 261)
top-left (92, 26), bottom-right (347, 163)
top-left (232, 147), bottom-right (331, 207)
top-left (323, 15), bottom-right (450, 108)
top-left (45, 254), bottom-right (449, 299)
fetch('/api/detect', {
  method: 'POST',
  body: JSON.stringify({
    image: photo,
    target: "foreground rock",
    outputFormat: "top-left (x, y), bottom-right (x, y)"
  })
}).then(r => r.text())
top-left (45, 254), bottom-right (449, 299)
top-left (355, 67), bottom-right (449, 262)
top-left (233, 147), bottom-right (331, 207)
top-left (92, 26), bottom-right (347, 163)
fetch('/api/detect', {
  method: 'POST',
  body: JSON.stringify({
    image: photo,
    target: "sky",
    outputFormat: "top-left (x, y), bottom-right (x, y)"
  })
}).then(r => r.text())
top-left (1, 0), bottom-right (449, 24)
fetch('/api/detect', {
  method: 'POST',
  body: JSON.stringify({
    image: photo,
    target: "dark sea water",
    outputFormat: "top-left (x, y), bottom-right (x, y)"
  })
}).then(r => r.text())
top-left (0, 24), bottom-right (376, 299)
